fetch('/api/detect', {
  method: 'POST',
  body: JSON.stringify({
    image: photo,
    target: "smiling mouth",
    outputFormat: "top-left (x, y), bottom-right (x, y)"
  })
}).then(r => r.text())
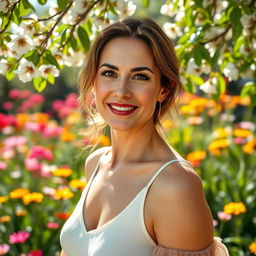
top-left (107, 103), bottom-right (138, 115)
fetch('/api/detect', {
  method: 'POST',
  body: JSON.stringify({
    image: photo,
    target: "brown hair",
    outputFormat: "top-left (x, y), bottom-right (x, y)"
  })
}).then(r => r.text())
top-left (78, 18), bottom-right (182, 145)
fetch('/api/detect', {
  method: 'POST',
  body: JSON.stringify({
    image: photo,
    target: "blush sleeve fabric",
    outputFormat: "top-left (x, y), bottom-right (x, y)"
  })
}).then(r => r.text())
top-left (151, 237), bottom-right (230, 256)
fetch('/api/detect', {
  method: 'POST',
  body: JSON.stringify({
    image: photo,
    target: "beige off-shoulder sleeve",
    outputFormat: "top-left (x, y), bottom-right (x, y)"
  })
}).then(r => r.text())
top-left (152, 237), bottom-right (230, 256)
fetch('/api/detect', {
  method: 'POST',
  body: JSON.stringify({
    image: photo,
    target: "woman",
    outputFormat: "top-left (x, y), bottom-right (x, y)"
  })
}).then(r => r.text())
top-left (60, 18), bottom-right (229, 256)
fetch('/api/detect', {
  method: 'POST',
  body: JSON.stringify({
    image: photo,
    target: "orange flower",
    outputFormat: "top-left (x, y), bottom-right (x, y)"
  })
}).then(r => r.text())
top-left (233, 129), bottom-right (252, 138)
top-left (249, 241), bottom-right (256, 254)
top-left (187, 116), bottom-right (203, 125)
top-left (224, 202), bottom-right (246, 215)
top-left (161, 119), bottom-right (173, 129)
top-left (53, 168), bottom-right (73, 177)
top-left (0, 215), bottom-right (11, 223)
top-left (180, 105), bottom-right (196, 115)
top-left (22, 192), bottom-right (44, 205)
top-left (208, 139), bottom-right (230, 151)
top-left (54, 187), bottom-right (74, 200)
top-left (32, 113), bottom-right (49, 124)
top-left (66, 112), bottom-right (82, 125)
top-left (187, 151), bottom-right (206, 162)
top-left (0, 196), bottom-right (8, 203)
top-left (16, 113), bottom-right (30, 128)
top-left (98, 135), bottom-right (110, 146)
top-left (61, 128), bottom-right (76, 142)
top-left (16, 209), bottom-right (27, 216)
top-left (10, 188), bottom-right (30, 199)
top-left (69, 179), bottom-right (87, 190)
top-left (55, 212), bottom-right (71, 220)
top-left (242, 139), bottom-right (256, 154)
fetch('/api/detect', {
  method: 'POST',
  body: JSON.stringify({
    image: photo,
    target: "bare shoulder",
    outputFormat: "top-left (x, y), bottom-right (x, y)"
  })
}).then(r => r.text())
top-left (151, 161), bottom-right (214, 250)
top-left (85, 146), bottom-right (110, 182)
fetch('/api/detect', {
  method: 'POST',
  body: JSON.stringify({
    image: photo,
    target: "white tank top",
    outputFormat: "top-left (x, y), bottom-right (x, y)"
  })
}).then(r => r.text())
top-left (60, 155), bottom-right (191, 256)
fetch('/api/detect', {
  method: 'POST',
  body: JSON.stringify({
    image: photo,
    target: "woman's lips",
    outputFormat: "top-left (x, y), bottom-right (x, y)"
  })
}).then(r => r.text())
top-left (107, 103), bottom-right (138, 116)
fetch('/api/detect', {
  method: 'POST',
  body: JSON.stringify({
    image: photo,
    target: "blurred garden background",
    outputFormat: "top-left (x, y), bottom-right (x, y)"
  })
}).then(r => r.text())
top-left (0, 0), bottom-right (256, 255)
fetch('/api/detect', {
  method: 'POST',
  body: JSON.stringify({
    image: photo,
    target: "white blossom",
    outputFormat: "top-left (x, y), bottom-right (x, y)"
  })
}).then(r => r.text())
top-left (73, 0), bottom-right (88, 14)
top-left (240, 13), bottom-right (255, 28)
top-left (52, 51), bottom-right (64, 66)
top-left (0, 59), bottom-right (9, 75)
top-left (175, 11), bottom-right (185, 22)
top-left (240, 44), bottom-right (251, 56)
top-left (0, 45), bottom-right (9, 57)
top-left (163, 22), bottom-right (182, 39)
top-left (115, 0), bottom-right (136, 17)
top-left (7, 35), bottom-right (33, 57)
top-left (39, 64), bottom-right (60, 79)
top-left (63, 49), bottom-right (84, 67)
top-left (205, 41), bottom-right (219, 57)
top-left (202, 0), bottom-right (214, 8)
top-left (186, 58), bottom-right (202, 76)
top-left (200, 77), bottom-right (218, 94)
top-left (160, 3), bottom-right (175, 17)
top-left (240, 63), bottom-right (255, 79)
top-left (204, 27), bottom-right (225, 41)
top-left (0, 0), bottom-right (9, 13)
top-left (201, 61), bottom-right (211, 74)
top-left (15, 58), bottom-right (39, 83)
top-left (19, 21), bottom-right (36, 37)
top-left (49, 2), bottom-right (61, 17)
top-left (223, 63), bottom-right (239, 81)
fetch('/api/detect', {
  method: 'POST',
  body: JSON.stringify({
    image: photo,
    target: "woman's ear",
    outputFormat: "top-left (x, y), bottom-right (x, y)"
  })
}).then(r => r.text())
top-left (158, 87), bottom-right (169, 102)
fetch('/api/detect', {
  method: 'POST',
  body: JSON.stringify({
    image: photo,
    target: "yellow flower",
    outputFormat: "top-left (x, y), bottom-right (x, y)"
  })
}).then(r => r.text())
top-left (61, 128), bottom-right (76, 142)
top-left (53, 168), bottom-right (73, 177)
top-left (242, 139), bottom-right (256, 154)
top-left (10, 188), bottom-right (30, 199)
top-left (0, 215), bottom-right (11, 223)
top-left (161, 119), bottom-right (173, 129)
top-left (224, 202), bottom-right (246, 215)
top-left (213, 128), bottom-right (232, 139)
top-left (208, 139), bottom-right (230, 151)
top-left (54, 187), bottom-right (74, 200)
top-left (233, 129), bottom-right (252, 138)
top-left (98, 135), bottom-right (110, 146)
top-left (69, 179), bottom-right (87, 190)
top-left (66, 112), bottom-right (82, 125)
top-left (22, 192), bottom-right (44, 205)
top-left (180, 105), bottom-right (196, 115)
top-left (249, 241), bottom-right (256, 254)
top-left (0, 196), bottom-right (8, 203)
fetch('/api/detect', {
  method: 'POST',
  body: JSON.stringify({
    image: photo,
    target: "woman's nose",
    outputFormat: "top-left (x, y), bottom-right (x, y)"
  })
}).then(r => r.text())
top-left (114, 79), bottom-right (131, 98)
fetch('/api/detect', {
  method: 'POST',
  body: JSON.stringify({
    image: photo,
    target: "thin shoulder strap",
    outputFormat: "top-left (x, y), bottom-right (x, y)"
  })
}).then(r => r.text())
top-left (145, 159), bottom-right (192, 189)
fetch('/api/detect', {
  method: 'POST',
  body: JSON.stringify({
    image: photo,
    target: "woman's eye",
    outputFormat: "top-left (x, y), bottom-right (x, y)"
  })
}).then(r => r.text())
top-left (132, 74), bottom-right (150, 81)
top-left (100, 70), bottom-right (117, 78)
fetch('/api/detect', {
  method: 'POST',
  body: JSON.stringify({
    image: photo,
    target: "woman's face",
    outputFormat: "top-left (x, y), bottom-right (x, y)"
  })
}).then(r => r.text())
top-left (94, 37), bottom-right (166, 132)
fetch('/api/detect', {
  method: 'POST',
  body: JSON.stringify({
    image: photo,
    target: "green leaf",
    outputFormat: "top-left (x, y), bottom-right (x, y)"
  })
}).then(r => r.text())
top-left (25, 50), bottom-right (40, 66)
top-left (211, 46), bottom-right (221, 67)
top-left (193, 46), bottom-right (202, 66)
top-left (44, 52), bottom-right (60, 69)
top-left (77, 26), bottom-right (90, 52)
top-left (70, 35), bottom-right (78, 51)
top-left (141, 0), bottom-right (150, 8)
top-left (19, 0), bottom-right (31, 16)
top-left (33, 77), bottom-right (47, 92)
top-left (47, 74), bottom-right (55, 85)
top-left (57, 0), bottom-right (68, 11)
top-left (22, 0), bottom-right (36, 11)
top-left (217, 73), bottom-right (226, 94)
top-left (5, 72), bottom-right (15, 81)
top-left (38, 0), bottom-right (47, 5)
top-left (184, 77), bottom-right (195, 93)
top-left (190, 75), bottom-right (204, 85)
top-left (230, 7), bottom-right (242, 43)
top-left (198, 44), bottom-right (211, 64)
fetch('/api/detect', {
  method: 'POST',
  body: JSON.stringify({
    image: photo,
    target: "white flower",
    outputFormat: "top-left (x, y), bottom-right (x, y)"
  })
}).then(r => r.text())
top-left (223, 63), bottom-right (239, 81)
top-left (19, 21), bottom-right (36, 37)
top-left (68, 8), bottom-right (83, 25)
top-left (240, 63), bottom-right (255, 79)
top-left (39, 64), bottom-right (60, 79)
top-left (0, 0), bottom-right (9, 13)
top-left (115, 0), bottom-right (136, 17)
top-left (240, 13), bottom-right (255, 28)
top-left (201, 61), bottom-right (211, 74)
top-left (0, 59), bottom-right (9, 75)
top-left (160, 3), bottom-right (175, 17)
top-left (200, 77), bottom-right (218, 94)
top-left (186, 58), bottom-right (202, 76)
top-left (15, 58), bottom-right (39, 83)
top-left (202, 0), bottom-right (214, 8)
top-left (52, 51), bottom-right (64, 65)
top-left (205, 41), bottom-right (218, 57)
top-left (175, 11), bottom-right (185, 22)
top-left (7, 35), bottom-right (33, 57)
top-left (240, 44), bottom-right (251, 56)
top-left (204, 27), bottom-right (225, 41)
top-left (73, 0), bottom-right (88, 14)
top-left (49, 2), bottom-right (61, 17)
top-left (0, 45), bottom-right (9, 57)
top-left (163, 22), bottom-right (182, 39)
top-left (63, 49), bottom-right (84, 67)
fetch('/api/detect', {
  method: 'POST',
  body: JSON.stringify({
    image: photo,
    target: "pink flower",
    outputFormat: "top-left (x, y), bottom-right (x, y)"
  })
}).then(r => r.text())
top-left (28, 146), bottom-right (53, 161)
top-left (9, 231), bottom-right (30, 244)
top-left (217, 211), bottom-right (232, 221)
top-left (42, 186), bottom-right (56, 196)
top-left (52, 100), bottom-right (64, 111)
top-left (0, 114), bottom-right (9, 129)
top-left (0, 161), bottom-right (7, 170)
top-left (0, 244), bottom-right (10, 255)
top-left (4, 136), bottom-right (27, 147)
top-left (213, 219), bottom-right (218, 227)
top-left (28, 249), bottom-right (43, 256)
top-left (47, 222), bottom-right (60, 229)
top-left (65, 93), bottom-right (79, 108)
top-left (234, 137), bottom-right (246, 144)
top-left (42, 125), bottom-right (62, 137)
top-left (3, 102), bottom-right (14, 110)
top-left (29, 94), bottom-right (45, 104)
top-left (8, 89), bottom-right (21, 99)
top-left (25, 122), bottom-right (42, 133)
top-left (25, 157), bottom-right (41, 171)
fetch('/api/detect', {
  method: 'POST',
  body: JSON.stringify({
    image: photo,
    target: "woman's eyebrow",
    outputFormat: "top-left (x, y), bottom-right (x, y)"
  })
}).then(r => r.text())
top-left (99, 63), bottom-right (154, 73)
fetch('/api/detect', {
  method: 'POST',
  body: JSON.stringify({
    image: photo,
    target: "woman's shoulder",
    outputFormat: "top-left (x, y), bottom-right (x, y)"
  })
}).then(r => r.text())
top-left (84, 146), bottom-right (111, 181)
